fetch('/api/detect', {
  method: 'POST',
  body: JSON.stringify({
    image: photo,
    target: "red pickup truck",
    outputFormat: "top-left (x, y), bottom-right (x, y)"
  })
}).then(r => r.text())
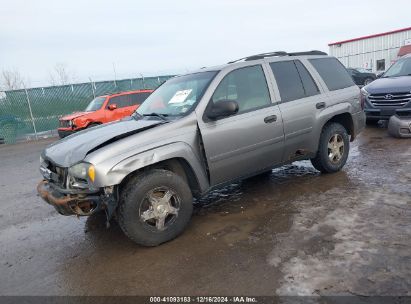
top-left (58, 90), bottom-right (152, 138)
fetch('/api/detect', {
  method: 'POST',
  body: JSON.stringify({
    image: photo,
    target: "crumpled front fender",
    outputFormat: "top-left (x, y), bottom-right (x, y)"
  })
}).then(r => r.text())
top-left (98, 142), bottom-right (209, 193)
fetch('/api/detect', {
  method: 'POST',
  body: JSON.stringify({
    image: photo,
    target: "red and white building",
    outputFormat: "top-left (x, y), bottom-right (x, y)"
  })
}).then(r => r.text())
top-left (329, 27), bottom-right (411, 73)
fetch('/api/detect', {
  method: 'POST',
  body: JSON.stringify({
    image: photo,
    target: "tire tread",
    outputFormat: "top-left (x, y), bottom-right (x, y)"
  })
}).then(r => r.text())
top-left (310, 122), bottom-right (349, 173)
top-left (117, 169), bottom-right (193, 246)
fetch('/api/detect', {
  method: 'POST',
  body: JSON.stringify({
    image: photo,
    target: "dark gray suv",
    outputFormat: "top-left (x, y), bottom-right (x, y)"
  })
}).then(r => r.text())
top-left (362, 54), bottom-right (411, 123)
top-left (38, 51), bottom-right (365, 246)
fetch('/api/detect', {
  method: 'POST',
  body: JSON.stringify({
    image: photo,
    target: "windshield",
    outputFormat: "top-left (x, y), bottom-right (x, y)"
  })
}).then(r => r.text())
top-left (136, 71), bottom-right (217, 117)
top-left (383, 57), bottom-right (411, 78)
top-left (85, 97), bottom-right (106, 111)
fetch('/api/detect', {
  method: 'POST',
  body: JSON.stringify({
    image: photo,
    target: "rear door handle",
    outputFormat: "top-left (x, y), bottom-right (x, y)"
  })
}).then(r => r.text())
top-left (316, 102), bottom-right (326, 109)
top-left (264, 115), bottom-right (277, 123)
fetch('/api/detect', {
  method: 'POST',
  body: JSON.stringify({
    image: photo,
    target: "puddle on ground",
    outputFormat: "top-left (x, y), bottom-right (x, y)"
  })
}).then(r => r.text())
top-left (1, 127), bottom-right (410, 296)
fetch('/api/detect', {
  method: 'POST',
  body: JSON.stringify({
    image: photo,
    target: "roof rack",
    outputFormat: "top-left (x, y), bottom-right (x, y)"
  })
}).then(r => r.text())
top-left (287, 50), bottom-right (327, 56)
top-left (228, 52), bottom-right (286, 64)
top-left (228, 50), bottom-right (327, 64)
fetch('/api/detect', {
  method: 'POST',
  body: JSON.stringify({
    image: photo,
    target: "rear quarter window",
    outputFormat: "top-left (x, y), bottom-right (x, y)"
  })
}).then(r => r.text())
top-left (309, 58), bottom-right (355, 91)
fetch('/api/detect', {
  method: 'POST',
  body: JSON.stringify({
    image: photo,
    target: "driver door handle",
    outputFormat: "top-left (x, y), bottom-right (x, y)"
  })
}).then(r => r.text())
top-left (264, 115), bottom-right (277, 123)
top-left (316, 102), bottom-right (326, 109)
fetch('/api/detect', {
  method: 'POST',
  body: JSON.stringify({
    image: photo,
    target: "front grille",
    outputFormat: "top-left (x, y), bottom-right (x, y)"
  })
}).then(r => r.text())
top-left (59, 120), bottom-right (70, 128)
top-left (368, 92), bottom-right (411, 107)
top-left (47, 162), bottom-right (67, 187)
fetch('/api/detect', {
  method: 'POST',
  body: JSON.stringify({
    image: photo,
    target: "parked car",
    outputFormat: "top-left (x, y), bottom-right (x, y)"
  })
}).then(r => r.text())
top-left (346, 68), bottom-right (376, 86)
top-left (58, 90), bottom-right (153, 138)
top-left (361, 54), bottom-right (411, 124)
top-left (38, 51), bottom-right (365, 246)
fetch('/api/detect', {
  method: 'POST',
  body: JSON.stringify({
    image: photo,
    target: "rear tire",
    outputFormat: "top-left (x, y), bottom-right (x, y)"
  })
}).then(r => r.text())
top-left (118, 169), bottom-right (193, 246)
top-left (310, 122), bottom-right (349, 173)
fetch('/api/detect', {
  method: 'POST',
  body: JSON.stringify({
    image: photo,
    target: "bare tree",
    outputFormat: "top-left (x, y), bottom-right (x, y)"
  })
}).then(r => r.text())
top-left (49, 63), bottom-right (76, 86)
top-left (1, 68), bottom-right (26, 90)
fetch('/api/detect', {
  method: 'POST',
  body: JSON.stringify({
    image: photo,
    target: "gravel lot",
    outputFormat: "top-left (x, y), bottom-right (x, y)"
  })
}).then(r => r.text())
top-left (0, 126), bottom-right (410, 296)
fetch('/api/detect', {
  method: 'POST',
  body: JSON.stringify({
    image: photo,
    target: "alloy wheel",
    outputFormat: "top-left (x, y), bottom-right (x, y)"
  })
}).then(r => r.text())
top-left (139, 187), bottom-right (180, 231)
top-left (328, 134), bottom-right (344, 164)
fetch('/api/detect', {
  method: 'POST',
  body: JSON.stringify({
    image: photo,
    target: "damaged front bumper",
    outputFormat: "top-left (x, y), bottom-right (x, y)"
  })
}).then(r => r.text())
top-left (37, 180), bottom-right (116, 217)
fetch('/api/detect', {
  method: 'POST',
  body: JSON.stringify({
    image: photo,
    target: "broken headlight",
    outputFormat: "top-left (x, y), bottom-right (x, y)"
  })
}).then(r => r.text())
top-left (68, 162), bottom-right (95, 183)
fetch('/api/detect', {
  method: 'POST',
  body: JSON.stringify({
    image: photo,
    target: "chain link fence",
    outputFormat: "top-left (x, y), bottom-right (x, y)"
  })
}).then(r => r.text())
top-left (0, 75), bottom-right (174, 144)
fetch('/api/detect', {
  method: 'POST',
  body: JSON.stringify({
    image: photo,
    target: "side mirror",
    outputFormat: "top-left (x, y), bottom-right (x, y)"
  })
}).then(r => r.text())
top-left (376, 72), bottom-right (384, 78)
top-left (207, 100), bottom-right (239, 120)
top-left (108, 104), bottom-right (117, 110)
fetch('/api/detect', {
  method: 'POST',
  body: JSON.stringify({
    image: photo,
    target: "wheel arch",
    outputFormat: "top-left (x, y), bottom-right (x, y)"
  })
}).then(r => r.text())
top-left (102, 142), bottom-right (210, 198)
top-left (310, 106), bottom-right (356, 156)
top-left (119, 157), bottom-right (203, 198)
top-left (86, 121), bottom-right (102, 127)
top-left (326, 112), bottom-right (354, 140)
top-left (316, 103), bottom-right (355, 142)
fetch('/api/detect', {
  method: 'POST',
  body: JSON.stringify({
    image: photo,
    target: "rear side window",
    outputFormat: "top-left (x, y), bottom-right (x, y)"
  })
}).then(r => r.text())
top-left (295, 60), bottom-right (320, 97)
top-left (130, 92), bottom-right (151, 105)
top-left (108, 95), bottom-right (132, 108)
top-left (309, 58), bottom-right (354, 91)
top-left (269, 61), bottom-right (305, 102)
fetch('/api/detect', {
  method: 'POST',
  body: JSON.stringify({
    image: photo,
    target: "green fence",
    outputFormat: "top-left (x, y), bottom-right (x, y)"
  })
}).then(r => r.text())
top-left (0, 75), bottom-right (174, 144)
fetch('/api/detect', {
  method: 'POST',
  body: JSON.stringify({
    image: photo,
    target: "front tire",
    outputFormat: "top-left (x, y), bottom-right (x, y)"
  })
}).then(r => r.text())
top-left (118, 169), bottom-right (193, 246)
top-left (310, 122), bottom-right (349, 173)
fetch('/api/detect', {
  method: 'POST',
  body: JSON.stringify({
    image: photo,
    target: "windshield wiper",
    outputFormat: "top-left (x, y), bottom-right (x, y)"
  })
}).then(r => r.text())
top-left (142, 112), bottom-right (169, 121)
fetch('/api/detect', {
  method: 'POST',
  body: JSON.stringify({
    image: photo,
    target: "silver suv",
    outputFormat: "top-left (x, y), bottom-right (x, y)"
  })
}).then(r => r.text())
top-left (38, 51), bottom-right (365, 246)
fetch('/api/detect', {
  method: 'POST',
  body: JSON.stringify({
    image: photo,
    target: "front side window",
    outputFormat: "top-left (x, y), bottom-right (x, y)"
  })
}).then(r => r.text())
top-left (309, 58), bottom-right (354, 91)
top-left (84, 97), bottom-right (106, 112)
top-left (136, 71), bottom-right (217, 117)
top-left (212, 65), bottom-right (271, 113)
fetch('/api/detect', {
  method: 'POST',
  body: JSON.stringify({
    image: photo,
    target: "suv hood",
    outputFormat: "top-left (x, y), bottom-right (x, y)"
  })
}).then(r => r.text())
top-left (364, 76), bottom-right (411, 94)
top-left (43, 118), bottom-right (164, 167)
top-left (60, 111), bottom-right (92, 121)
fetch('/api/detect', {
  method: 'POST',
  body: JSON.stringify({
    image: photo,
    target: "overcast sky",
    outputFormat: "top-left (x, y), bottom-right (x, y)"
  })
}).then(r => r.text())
top-left (1, 0), bottom-right (410, 87)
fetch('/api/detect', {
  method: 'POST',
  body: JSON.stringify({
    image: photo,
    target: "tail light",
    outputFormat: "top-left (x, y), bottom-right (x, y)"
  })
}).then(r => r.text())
top-left (360, 89), bottom-right (368, 110)
top-left (360, 93), bottom-right (365, 110)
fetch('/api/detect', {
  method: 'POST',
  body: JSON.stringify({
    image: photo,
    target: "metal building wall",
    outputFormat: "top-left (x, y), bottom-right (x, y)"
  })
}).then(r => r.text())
top-left (329, 29), bottom-right (411, 73)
